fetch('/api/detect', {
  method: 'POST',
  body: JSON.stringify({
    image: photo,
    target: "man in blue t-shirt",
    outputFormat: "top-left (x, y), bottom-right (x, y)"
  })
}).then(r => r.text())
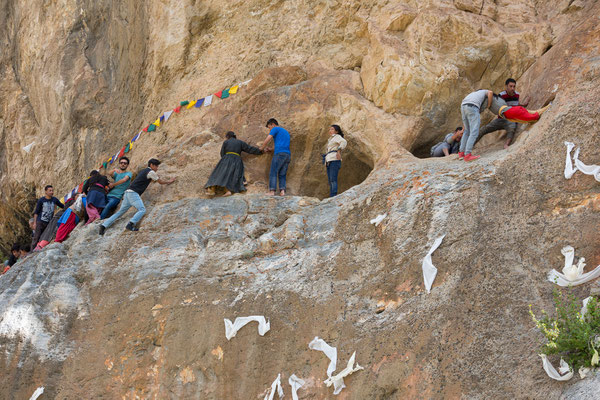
top-left (100, 156), bottom-right (134, 219)
top-left (31, 185), bottom-right (64, 249)
top-left (259, 118), bottom-right (291, 196)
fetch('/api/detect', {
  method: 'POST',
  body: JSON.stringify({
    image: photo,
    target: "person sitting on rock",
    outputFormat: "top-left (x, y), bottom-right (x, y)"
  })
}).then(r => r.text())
top-left (205, 131), bottom-right (264, 197)
top-left (430, 127), bottom-right (463, 157)
top-left (100, 156), bottom-right (133, 219)
top-left (459, 89), bottom-right (493, 162)
top-left (324, 124), bottom-right (347, 197)
top-left (259, 118), bottom-right (291, 196)
top-left (99, 158), bottom-right (176, 235)
top-left (477, 78), bottom-right (531, 149)
top-left (82, 170), bottom-right (110, 225)
top-left (31, 185), bottom-right (64, 249)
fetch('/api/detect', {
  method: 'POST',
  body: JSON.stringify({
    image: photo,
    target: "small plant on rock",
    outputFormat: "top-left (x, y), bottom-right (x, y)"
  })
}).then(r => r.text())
top-left (530, 290), bottom-right (600, 371)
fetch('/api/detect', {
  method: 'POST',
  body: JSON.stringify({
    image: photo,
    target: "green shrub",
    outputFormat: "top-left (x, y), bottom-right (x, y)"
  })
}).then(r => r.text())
top-left (530, 291), bottom-right (600, 371)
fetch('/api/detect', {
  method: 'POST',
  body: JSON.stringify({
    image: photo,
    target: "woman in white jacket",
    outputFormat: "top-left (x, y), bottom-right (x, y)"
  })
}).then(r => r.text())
top-left (324, 125), bottom-right (347, 197)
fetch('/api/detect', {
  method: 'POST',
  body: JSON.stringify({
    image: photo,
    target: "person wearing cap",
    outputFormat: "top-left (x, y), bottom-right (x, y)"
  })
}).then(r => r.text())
top-left (99, 158), bottom-right (175, 235)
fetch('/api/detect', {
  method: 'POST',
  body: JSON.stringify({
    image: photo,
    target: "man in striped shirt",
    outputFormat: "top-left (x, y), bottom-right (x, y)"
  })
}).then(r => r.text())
top-left (477, 78), bottom-right (530, 149)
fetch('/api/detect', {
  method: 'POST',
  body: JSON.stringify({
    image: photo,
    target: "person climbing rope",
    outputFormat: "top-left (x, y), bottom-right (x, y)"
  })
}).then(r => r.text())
top-left (205, 131), bottom-right (264, 197)
top-left (99, 158), bottom-right (175, 235)
top-left (323, 124), bottom-right (347, 197)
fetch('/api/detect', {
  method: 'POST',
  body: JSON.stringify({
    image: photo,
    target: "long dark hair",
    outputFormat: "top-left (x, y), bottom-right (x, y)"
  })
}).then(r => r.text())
top-left (331, 124), bottom-right (344, 138)
top-left (226, 131), bottom-right (237, 139)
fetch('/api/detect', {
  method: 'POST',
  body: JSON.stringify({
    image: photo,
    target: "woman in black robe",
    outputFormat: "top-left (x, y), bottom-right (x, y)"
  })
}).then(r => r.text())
top-left (205, 131), bottom-right (264, 196)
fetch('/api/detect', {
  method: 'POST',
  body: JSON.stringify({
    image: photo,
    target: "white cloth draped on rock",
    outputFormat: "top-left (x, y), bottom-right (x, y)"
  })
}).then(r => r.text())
top-left (564, 141), bottom-right (600, 182)
top-left (422, 235), bottom-right (445, 293)
top-left (573, 147), bottom-right (600, 182)
top-left (308, 337), bottom-right (337, 378)
top-left (288, 374), bottom-right (305, 400)
top-left (540, 354), bottom-right (574, 381)
top-left (264, 374), bottom-right (284, 400)
top-left (29, 387), bottom-right (44, 400)
top-left (224, 316), bottom-right (270, 340)
top-left (547, 245), bottom-right (600, 286)
top-left (324, 351), bottom-right (364, 395)
top-left (370, 214), bottom-right (387, 226)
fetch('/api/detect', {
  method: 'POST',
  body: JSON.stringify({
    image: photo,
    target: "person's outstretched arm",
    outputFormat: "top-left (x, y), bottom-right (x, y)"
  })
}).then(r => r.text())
top-left (487, 91), bottom-right (493, 109)
top-left (241, 140), bottom-right (263, 155)
top-left (158, 177), bottom-right (176, 185)
top-left (259, 135), bottom-right (273, 152)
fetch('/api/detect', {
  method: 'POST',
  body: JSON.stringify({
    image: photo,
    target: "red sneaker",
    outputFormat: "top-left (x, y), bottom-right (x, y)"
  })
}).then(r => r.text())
top-left (458, 152), bottom-right (465, 160)
top-left (464, 153), bottom-right (480, 162)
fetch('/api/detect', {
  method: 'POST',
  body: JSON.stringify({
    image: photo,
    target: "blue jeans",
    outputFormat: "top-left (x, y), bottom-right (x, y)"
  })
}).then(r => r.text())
top-left (269, 153), bottom-right (291, 191)
top-left (326, 160), bottom-right (341, 197)
top-left (459, 104), bottom-right (481, 154)
top-left (101, 191), bottom-right (146, 228)
top-left (100, 196), bottom-right (121, 219)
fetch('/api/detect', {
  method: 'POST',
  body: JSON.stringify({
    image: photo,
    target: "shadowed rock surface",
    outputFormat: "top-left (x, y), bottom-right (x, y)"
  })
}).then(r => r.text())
top-left (1, 0), bottom-right (600, 398)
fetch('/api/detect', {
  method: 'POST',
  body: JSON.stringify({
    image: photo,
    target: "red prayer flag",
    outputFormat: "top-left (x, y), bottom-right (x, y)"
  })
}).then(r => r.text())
top-left (143, 125), bottom-right (149, 132)
top-left (117, 146), bottom-right (125, 159)
top-left (174, 105), bottom-right (182, 113)
top-left (214, 90), bottom-right (223, 98)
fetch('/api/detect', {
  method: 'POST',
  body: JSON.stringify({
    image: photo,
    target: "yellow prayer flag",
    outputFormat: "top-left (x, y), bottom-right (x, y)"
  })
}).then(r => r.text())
top-left (187, 100), bottom-right (197, 109)
top-left (129, 141), bottom-right (133, 151)
top-left (59, 197), bottom-right (65, 204)
top-left (229, 85), bottom-right (239, 94)
top-left (154, 119), bottom-right (161, 127)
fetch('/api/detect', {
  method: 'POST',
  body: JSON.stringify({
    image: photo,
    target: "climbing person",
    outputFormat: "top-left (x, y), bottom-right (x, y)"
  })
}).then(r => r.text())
top-left (259, 118), bottom-right (291, 196)
top-left (99, 158), bottom-right (176, 235)
top-left (487, 93), bottom-right (549, 127)
top-left (100, 156), bottom-right (133, 219)
top-left (19, 245), bottom-right (30, 259)
top-left (459, 89), bottom-right (493, 162)
top-left (430, 127), bottom-right (463, 157)
top-left (205, 131), bottom-right (264, 197)
top-left (82, 170), bottom-right (109, 224)
top-left (34, 198), bottom-right (74, 250)
top-left (477, 78), bottom-right (531, 149)
top-left (5, 244), bottom-right (20, 270)
top-left (323, 124), bottom-right (347, 197)
top-left (55, 194), bottom-right (87, 243)
top-left (31, 185), bottom-right (64, 249)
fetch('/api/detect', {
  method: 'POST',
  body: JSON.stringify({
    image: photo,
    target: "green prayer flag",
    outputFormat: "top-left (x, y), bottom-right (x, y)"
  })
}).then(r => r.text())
top-left (124, 143), bottom-right (131, 153)
top-left (180, 101), bottom-right (189, 106)
top-left (221, 89), bottom-right (230, 99)
top-left (102, 162), bottom-right (108, 169)
top-left (148, 124), bottom-right (156, 132)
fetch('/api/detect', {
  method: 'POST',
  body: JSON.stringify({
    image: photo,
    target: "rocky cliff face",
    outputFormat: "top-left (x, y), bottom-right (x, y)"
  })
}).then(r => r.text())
top-left (1, 0), bottom-right (600, 398)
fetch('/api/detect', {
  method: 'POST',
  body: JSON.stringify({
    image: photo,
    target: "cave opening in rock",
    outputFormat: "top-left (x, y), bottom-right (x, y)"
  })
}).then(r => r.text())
top-left (250, 131), bottom-right (375, 200)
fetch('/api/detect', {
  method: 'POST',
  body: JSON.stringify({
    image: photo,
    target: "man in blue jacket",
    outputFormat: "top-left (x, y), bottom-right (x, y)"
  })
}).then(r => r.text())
top-left (31, 185), bottom-right (64, 249)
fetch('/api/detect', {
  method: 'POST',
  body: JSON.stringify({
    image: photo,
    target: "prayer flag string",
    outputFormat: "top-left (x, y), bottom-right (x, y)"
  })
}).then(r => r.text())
top-left (59, 80), bottom-right (251, 200)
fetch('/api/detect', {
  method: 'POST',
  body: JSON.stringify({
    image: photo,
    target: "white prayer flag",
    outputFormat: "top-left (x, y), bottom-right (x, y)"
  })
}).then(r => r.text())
top-left (288, 374), bottom-right (305, 400)
top-left (224, 316), bottom-right (270, 340)
top-left (309, 337), bottom-right (337, 378)
top-left (422, 235), bottom-right (445, 293)
top-left (204, 95), bottom-right (213, 106)
top-left (264, 373), bottom-right (284, 400)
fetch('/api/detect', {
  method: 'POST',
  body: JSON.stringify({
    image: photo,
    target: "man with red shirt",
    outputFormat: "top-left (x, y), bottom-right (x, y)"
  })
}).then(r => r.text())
top-left (477, 78), bottom-right (530, 149)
